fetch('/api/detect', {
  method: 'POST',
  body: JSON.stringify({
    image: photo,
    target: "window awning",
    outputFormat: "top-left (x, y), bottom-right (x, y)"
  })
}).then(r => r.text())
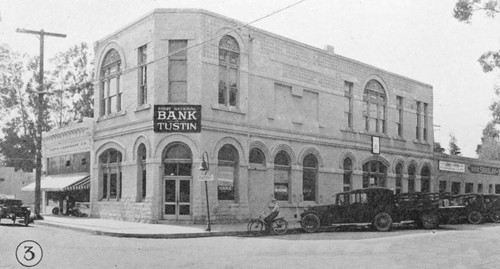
top-left (22, 173), bottom-right (90, 192)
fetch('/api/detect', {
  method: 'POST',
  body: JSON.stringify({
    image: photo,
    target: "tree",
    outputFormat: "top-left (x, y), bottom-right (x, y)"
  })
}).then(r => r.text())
top-left (434, 142), bottom-right (446, 153)
top-left (49, 42), bottom-right (94, 124)
top-left (449, 133), bottom-right (462, 156)
top-left (476, 121), bottom-right (500, 159)
top-left (454, 0), bottom-right (500, 72)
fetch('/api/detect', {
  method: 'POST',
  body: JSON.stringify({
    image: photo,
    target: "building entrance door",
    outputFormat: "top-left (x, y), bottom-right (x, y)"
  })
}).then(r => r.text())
top-left (164, 177), bottom-right (191, 220)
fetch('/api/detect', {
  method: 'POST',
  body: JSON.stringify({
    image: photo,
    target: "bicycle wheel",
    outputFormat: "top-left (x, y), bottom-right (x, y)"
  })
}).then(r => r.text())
top-left (271, 219), bottom-right (288, 235)
top-left (247, 219), bottom-right (264, 232)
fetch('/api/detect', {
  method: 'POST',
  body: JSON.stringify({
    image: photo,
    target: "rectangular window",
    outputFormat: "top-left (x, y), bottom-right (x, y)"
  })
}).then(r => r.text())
top-left (416, 101), bottom-right (421, 140)
top-left (452, 182), bottom-right (461, 195)
top-left (168, 40), bottom-right (188, 103)
top-left (344, 81), bottom-right (353, 129)
top-left (490, 184), bottom-right (494, 194)
top-left (396, 96), bottom-right (403, 137)
top-left (478, 183), bottom-right (483, 194)
top-left (102, 173), bottom-right (108, 199)
top-left (496, 184), bottom-right (500, 194)
top-left (110, 173), bottom-right (117, 199)
top-left (138, 45), bottom-right (147, 105)
top-left (465, 183), bottom-right (474, 193)
top-left (274, 167), bottom-right (289, 201)
top-left (423, 103), bottom-right (428, 142)
top-left (439, 181), bottom-right (447, 193)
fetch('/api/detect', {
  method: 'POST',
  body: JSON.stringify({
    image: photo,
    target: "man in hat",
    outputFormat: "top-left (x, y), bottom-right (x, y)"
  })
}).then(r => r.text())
top-left (263, 198), bottom-right (280, 229)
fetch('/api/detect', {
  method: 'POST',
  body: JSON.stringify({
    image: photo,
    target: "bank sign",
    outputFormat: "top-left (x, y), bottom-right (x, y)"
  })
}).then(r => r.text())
top-left (154, 105), bottom-right (201, 133)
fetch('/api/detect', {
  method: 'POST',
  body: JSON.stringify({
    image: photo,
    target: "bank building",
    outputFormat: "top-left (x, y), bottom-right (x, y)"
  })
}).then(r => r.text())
top-left (30, 9), bottom-right (500, 224)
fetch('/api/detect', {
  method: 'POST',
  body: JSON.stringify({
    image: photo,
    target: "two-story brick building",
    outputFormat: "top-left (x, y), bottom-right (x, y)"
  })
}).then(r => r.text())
top-left (91, 9), bottom-right (435, 224)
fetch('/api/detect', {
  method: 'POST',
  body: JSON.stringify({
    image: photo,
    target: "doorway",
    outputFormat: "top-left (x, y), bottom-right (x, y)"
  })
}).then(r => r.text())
top-left (163, 142), bottom-right (192, 220)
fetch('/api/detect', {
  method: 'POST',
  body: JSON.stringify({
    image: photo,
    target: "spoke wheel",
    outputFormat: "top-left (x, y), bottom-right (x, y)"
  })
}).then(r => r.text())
top-left (420, 212), bottom-right (439, 229)
top-left (271, 219), bottom-right (288, 235)
top-left (247, 220), bottom-right (264, 232)
top-left (301, 213), bottom-right (320, 233)
top-left (468, 211), bottom-right (484, 225)
top-left (490, 211), bottom-right (500, 223)
top-left (373, 212), bottom-right (393, 232)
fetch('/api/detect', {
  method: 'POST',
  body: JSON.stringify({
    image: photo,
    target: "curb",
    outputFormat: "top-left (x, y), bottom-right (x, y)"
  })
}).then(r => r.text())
top-left (34, 221), bottom-right (303, 239)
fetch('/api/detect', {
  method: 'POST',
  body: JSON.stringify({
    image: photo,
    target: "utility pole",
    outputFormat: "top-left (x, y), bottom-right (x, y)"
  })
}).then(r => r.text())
top-left (16, 28), bottom-right (66, 219)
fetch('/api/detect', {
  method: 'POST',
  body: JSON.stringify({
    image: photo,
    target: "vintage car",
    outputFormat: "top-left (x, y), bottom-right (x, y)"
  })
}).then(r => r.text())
top-left (450, 194), bottom-right (500, 224)
top-left (0, 197), bottom-right (31, 226)
top-left (300, 188), bottom-right (466, 233)
top-left (300, 188), bottom-right (401, 232)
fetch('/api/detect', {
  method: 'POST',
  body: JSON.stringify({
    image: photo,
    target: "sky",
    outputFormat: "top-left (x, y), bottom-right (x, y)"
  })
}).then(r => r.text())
top-left (1, 0), bottom-right (500, 158)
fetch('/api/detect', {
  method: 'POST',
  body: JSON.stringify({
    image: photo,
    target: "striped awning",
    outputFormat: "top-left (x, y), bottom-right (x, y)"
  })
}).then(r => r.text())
top-left (22, 173), bottom-right (90, 192)
top-left (63, 176), bottom-right (90, 191)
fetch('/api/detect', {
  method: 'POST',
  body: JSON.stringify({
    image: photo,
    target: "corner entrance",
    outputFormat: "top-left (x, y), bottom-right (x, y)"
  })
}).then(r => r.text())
top-left (163, 142), bottom-right (192, 220)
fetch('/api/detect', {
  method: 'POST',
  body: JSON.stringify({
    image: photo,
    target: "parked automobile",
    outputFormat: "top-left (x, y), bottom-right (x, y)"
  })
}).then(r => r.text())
top-left (449, 194), bottom-right (500, 224)
top-left (0, 197), bottom-right (31, 226)
top-left (300, 188), bottom-right (466, 233)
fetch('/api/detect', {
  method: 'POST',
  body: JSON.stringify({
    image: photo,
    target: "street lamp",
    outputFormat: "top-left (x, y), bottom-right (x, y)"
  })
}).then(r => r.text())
top-left (199, 151), bottom-right (211, 232)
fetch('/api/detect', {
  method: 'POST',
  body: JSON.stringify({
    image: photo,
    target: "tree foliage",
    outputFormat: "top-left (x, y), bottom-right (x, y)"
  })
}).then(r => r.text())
top-left (454, 0), bottom-right (500, 72)
top-left (434, 142), bottom-right (446, 153)
top-left (449, 133), bottom-right (462, 156)
top-left (0, 42), bottom-right (94, 171)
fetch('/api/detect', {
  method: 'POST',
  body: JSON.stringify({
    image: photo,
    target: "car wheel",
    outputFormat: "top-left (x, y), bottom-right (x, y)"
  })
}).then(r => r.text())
top-left (52, 207), bottom-right (60, 215)
top-left (271, 219), bottom-right (288, 235)
top-left (468, 211), bottom-right (484, 224)
top-left (373, 212), bottom-right (393, 232)
top-left (420, 212), bottom-right (439, 229)
top-left (247, 220), bottom-right (264, 232)
top-left (489, 211), bottom-right (500, 223)
top-left (301, 213), bottom-right (320, 233)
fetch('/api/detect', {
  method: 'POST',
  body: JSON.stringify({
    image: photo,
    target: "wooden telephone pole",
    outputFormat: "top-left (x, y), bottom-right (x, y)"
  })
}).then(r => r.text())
top-left (16, 28), bottom-right (66, 219)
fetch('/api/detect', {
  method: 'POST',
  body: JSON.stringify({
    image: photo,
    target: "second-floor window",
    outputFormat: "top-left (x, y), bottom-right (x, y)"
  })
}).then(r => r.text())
top-left (396, 96), bottom-right (403, 137)
top-left (138, 45), bottom-right (147, 106)
top-left (363, 80), bottom-right (386, 134)
top-left (423, 102), bottom-right (429, 142)
top-left (169, 40), bottom-right (188, 103)
top-left (218, 35), bottom-right (240, 107)
top-left (416, 101), bottom-right (422, 140)
top-left (100, 49), bottom-right (122, 116)
top-left (344, 81), bottom-right (353, 129)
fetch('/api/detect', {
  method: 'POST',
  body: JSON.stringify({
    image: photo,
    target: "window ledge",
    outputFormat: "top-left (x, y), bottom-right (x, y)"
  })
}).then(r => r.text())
top-left (98, 111), bottom-right (126, 121)
top-left (211, 104), bottom-right (246, 115)
top-left (135, 103), bottom-right (151, 112)
top-left (248, 165), bottom-right (267, 171)
top-left (341, 128), bottom-right (357, 134)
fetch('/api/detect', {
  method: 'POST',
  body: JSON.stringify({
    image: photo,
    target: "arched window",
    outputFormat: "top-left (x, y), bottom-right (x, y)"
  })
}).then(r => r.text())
top-left (99, 149), bottom-right (122, 200)
top-left (218, 144), bottom-right (239, 201)
top-left (343, 158), bottom-right (353, 192)
top-left (421, 166), bottom-right (431, 193)
top-left (274, 151), bottom-right (290, 201)
top-left (137, 144), bottom-right (147, 201)
top-left (408, 164), bottom-right (416, 193)
top-left (363, 80), bottom-right (386, 133)
top-left (362, 160), bottom-right (387, 188)
top-left (164, 143), bottom-right (192, 176)
top-left (249, 148), bottom-right (266, 166)
top-left (395, 163), bottom-right (403, 194)
top-left (100, 49), bottom-right (122, 116)
top-left (218, 36), bottom-right (239, 107)
top-left (303, 154), bottom-right (318, 201)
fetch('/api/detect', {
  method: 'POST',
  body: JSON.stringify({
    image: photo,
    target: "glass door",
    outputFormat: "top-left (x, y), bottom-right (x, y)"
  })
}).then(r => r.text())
top-left (164, 177), bottom-right (191, 220)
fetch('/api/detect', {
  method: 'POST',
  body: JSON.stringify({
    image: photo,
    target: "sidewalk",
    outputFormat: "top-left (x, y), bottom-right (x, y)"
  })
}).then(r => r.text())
top-left (34, 215), bottom-right (302, 239)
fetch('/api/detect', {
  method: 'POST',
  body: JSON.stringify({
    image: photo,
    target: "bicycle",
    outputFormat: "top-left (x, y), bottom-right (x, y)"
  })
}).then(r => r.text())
top-left (247, 213), bottom-right (288, 235)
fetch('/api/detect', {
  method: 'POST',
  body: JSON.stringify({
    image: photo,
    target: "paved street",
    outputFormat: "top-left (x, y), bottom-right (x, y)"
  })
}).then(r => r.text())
top-left (1, 221), bottom-right (500, 269)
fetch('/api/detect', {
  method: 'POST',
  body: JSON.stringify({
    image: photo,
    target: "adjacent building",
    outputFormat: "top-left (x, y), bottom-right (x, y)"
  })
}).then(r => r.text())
top-left (90, 9), bottom-right (436, 224)
top-left (0, 167), bottom-right (35, 203)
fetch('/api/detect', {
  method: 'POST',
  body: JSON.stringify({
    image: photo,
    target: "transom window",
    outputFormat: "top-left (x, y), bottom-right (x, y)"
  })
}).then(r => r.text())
top-left (100, 49), bottom-right (122, 116)
top-left (363, 80), bottom-right (386, 134)
top-left (164, 143), bottom-right (192, 176)
top-left (249, 148), bottom-right (266, 166)
top-left (218, 35), bottom-right (239, 107)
